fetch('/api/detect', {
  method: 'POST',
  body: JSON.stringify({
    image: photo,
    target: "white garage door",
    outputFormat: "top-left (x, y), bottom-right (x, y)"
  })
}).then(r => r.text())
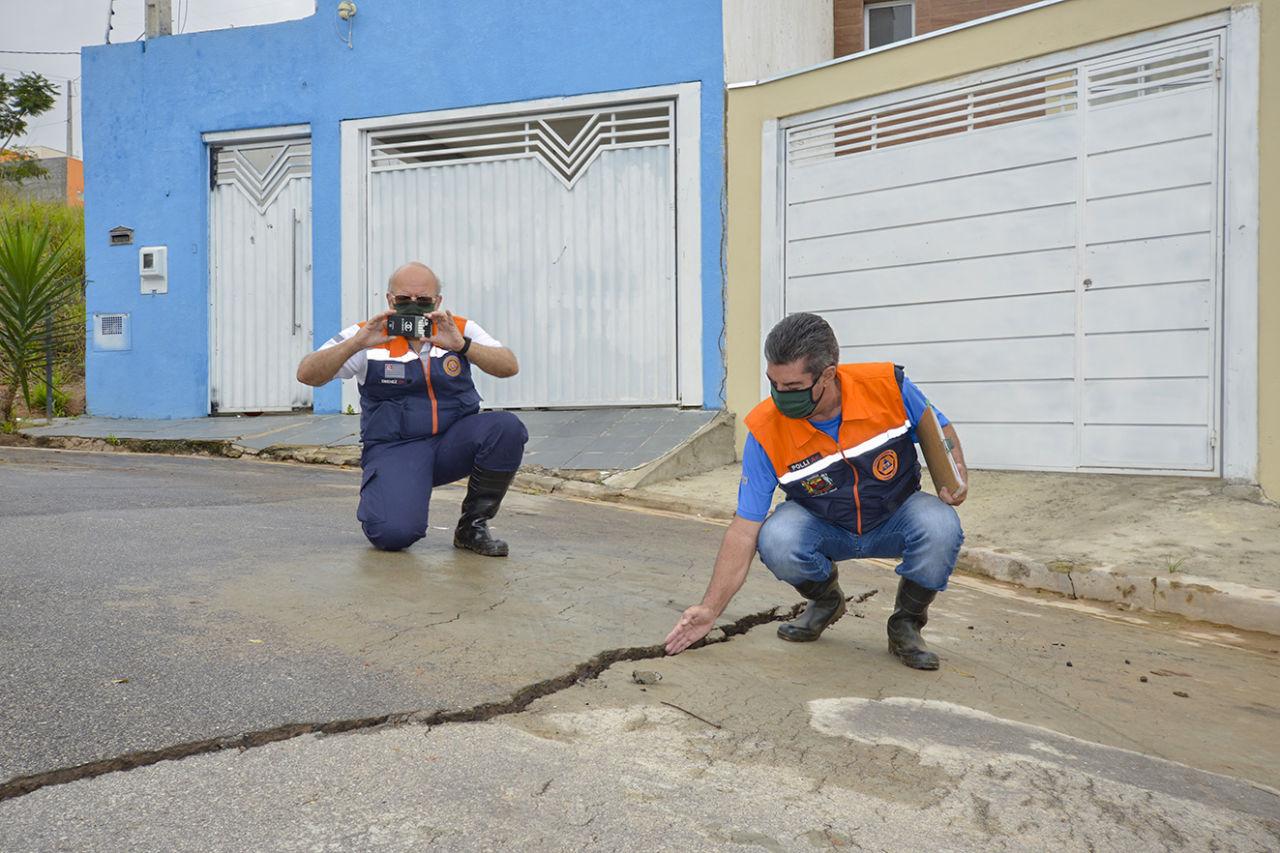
top-left (782, 32), bottom-right (1224, 473)
top-left (363, 100), bottom-right (677, 409)
top-left (209, 135), bottom-right (313, 413)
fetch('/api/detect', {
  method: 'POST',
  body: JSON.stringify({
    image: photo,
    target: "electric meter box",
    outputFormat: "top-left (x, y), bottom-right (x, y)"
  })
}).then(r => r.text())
top-left (139, 246), bottom-right (168, 294)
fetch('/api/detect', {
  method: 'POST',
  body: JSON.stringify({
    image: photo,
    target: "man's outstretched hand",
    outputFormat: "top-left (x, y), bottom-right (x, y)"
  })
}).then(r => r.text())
top-left (665, 604), bottom-right (716, 655)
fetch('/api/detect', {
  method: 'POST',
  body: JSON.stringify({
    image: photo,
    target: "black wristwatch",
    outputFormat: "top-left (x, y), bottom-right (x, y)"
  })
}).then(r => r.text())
top-left (457, 336), bottom-right (472, 355)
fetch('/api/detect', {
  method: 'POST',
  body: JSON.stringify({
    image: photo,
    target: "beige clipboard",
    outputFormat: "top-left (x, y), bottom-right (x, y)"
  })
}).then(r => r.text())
top-left (917, 406), bottom-right (964, 495)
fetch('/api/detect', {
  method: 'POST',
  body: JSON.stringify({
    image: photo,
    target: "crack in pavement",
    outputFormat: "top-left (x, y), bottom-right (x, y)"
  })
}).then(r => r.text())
top-left (358, 613), bottom-right (462, 653)
top-left (0, 589), bottom-right (877, 804)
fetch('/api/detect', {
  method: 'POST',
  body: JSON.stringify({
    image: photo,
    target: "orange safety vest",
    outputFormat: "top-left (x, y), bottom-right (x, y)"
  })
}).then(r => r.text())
top-left (359, 315), bottom-right (480, 445)
top-left (744, 362), bottom-right (921, 534)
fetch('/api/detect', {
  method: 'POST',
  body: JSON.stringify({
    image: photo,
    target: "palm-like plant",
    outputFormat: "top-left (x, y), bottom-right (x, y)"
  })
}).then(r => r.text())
top-left (0, 216), bottom-right (84, 423)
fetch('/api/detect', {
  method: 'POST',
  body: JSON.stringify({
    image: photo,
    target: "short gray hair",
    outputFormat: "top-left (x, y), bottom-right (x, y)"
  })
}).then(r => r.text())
top-left (765, 313), bottom-right (839, 379)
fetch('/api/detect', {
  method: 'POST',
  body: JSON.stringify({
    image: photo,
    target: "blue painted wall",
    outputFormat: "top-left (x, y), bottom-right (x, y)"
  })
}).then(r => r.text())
top-left (82, 0), bottom-right (726, 417)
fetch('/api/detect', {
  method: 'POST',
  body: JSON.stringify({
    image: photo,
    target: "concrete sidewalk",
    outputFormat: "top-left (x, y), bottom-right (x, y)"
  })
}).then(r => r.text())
top-left (15, 408), bottom-right (732, 486)
top-left (526, 464), bottom-right (1280, 636)
top-left (12, 414), bottom-right (1278, 635)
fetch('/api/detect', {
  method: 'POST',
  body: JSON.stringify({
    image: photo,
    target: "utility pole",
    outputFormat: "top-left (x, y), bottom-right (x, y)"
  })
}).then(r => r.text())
top-left (144, 0), bottom-right (173, 38)
top-left (65, 80), bottom-right (73, 159)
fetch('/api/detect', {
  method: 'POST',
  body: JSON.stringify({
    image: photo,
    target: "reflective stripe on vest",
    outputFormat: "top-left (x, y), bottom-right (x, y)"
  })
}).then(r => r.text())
top-left (744, 362), bottom-right (921, 534)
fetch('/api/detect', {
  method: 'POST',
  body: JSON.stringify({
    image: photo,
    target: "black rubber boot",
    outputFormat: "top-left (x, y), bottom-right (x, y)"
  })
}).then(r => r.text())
top-left (887, 577), bottom-right (940, 670)
top-left (453, 467), bottom-right (517, 557)
top-left (777, 566), bottom-right (847, 642)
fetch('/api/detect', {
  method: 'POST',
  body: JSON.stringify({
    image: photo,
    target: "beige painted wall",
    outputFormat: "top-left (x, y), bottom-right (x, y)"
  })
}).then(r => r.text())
top-left (722, 0), bottom-right (834, 84)
top-left (725, 0), bottom-right (1278, 496)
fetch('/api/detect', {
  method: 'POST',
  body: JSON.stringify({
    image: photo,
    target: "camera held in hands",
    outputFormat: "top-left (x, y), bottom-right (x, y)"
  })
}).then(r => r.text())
top-left (386, 296), bottom-right (436, 340)
top-left (386, 313), bottom-right (434, 340)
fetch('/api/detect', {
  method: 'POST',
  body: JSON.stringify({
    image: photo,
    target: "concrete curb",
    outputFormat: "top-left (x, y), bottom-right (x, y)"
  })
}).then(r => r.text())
top-left (513, 475), bottom-right (1280, 637)
top-left (956, 547), bottom-right (1280, 636)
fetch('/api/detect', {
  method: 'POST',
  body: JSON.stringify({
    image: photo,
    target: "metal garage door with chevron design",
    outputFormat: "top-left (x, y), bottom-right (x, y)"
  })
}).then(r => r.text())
top-left (781, 32), bottom-right (1224, 473)
top-left (363, 99), bottom-right (677, 409)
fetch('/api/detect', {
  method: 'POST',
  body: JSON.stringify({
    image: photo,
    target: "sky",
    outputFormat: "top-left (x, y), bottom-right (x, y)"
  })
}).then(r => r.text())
top-left (2, 0), bottom-right (316, 156)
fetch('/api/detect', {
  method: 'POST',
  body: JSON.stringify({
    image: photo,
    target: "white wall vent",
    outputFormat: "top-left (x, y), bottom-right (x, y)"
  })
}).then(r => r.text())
top-left (788, 67), bottom-right (1078, 166)
top-left (1086, 38), bottom-right (1218, 107)
top-left (93, 312), bottom-right (131, 352)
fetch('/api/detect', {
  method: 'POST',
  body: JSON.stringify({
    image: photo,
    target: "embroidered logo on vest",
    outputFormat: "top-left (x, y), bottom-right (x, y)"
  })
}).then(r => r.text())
top-left (443, 354), bottom-right (463, 377)
top-left (873, 449), bottom-right (899, 481)
top-left (800, 473), bottom-right (837, 496)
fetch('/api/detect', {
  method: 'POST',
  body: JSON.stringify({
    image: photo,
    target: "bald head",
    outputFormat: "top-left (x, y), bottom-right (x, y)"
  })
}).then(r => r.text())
top-left (387, 262), bottom-right (441, 298)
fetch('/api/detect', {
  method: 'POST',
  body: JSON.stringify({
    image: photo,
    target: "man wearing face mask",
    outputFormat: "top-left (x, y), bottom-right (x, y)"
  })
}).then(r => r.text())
top-left (664, 313), bottom-right (968, 670)
top-left (297, 261), bottom-right (527, 556)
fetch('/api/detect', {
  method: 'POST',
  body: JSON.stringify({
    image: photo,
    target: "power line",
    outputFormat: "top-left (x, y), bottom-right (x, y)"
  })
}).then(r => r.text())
top-left (0, 65), bottom-right (74, 80)
top-left (0, 49), bottom-right (81, 56)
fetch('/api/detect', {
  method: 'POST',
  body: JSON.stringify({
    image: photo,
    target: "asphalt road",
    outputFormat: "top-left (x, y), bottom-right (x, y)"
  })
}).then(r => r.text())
top-left (0, 446), bottom-right (785, 782)
top-left (1, 447), bottom-right (1277, 851)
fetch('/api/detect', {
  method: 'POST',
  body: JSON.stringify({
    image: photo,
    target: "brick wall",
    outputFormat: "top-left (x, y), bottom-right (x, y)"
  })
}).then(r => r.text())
top-left (835, 0), bottom-right (1033, 57)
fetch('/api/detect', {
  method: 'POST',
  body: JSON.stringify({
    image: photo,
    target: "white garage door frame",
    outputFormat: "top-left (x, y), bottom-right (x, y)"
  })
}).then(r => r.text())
top-left (339, 82), bottom-right (703, 415)
top-left (760, 8), bottom-right (1260, 481)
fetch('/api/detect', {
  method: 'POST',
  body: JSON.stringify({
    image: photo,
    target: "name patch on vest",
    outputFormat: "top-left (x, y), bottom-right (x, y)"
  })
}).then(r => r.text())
top-left (799, 473), bottom-right (836, 496)
top-left (788, 453), bottom-right (822, 473)
top-left (380, 362), bottom-right (407, 385)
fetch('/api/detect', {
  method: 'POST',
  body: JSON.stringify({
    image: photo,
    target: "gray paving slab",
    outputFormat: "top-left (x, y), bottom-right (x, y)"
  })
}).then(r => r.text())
top-left (18, 416), bottom-right (172, 438)
top-left (229, 423), bottom-right (330, 451)
top-left (568, 406), bottom-right (623, 417)
top-left (581, 435), bottom-right (649, 453)
top-left (166, 416), bottom-right (304, 440)
top-left (235, 415), bottom-right (359, 450)
top-left (521, 449), bottom-right (585, 469)
top-left (510, 411), bottom-right (583, 436)
top-left (568, 451), bottom-right (653, 470)
top-left (603, 421), bottom-right (675, 438)
top-left (637, 434), bottom-right (686, 456)
top-left (20, 407), bottom-right (715, 471)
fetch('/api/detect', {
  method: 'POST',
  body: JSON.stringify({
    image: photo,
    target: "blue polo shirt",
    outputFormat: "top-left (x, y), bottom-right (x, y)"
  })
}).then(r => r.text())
top-left (736, 375), bottom-right (949, 522)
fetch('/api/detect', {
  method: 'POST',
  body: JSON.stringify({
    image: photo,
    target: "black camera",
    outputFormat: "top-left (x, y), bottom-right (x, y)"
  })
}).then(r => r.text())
top-left (386, 313), bottom-right (434, 340)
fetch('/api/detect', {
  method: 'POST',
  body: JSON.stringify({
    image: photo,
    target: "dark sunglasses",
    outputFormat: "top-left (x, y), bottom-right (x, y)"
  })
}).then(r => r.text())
top-left (392, 295), bottom-right (437, 308)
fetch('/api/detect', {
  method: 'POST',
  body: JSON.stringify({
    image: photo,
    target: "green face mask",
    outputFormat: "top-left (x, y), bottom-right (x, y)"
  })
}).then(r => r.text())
top-left (770, 378), bottom-right (824, 419)
top-left (394, 298), bottom-right (435, 317)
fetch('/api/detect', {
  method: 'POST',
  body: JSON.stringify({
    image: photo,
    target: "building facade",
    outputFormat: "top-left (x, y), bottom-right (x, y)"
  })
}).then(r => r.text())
top-left (835, 0), bottom-right (1034, 55)
top-left (727, 0), bottom-right (1278, 496)
top-left (82, 1), bottom-right (827, 420)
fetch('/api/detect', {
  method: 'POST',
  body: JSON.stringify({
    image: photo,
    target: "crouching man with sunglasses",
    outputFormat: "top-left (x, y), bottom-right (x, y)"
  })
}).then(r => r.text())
top-left (297, 261), bottom-right (527, 556)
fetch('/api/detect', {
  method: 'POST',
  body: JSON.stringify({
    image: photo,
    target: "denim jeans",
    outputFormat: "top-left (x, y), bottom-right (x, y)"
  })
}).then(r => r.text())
top-left (756, 491), bottom-right (964, 592)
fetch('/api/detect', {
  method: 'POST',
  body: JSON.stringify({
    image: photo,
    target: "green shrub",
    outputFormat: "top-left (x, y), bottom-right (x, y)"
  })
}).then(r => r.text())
top-left (0, 195), bottom-right (86, 369)
top-left (27, 367), bottom-right (70, 417)
top-left (0, 212), bottom-right (84, 421)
